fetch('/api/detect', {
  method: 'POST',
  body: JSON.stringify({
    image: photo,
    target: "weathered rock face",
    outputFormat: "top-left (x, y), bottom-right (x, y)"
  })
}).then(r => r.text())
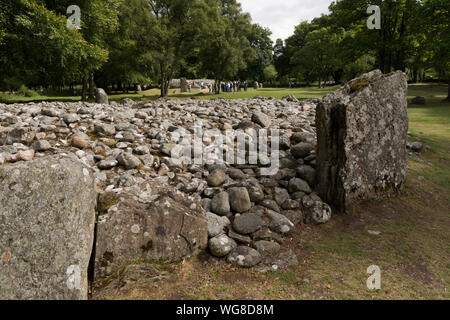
top-left (95, 88), bottom-right (109, 104)
top-left (411, 96), bottom-right (426, 105)
top-left (0, 127), bottom-right (36, 146)
top-left (0, 155), bottom-right (96, 300)
top-left (316, 70), bottom-right (408, 212)
top-left (94, 182), bottom-right (208, 280)
top-left (180, 78), bottom-right (188, 93)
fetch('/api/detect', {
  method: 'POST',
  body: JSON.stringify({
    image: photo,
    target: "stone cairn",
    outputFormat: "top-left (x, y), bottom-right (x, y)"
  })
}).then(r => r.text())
top-left (0, 70), bottom-right (408, 299)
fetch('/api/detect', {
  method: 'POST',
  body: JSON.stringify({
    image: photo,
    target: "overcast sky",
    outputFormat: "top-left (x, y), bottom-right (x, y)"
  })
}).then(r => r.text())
top-left (240, 0), bottom-right (333, 42)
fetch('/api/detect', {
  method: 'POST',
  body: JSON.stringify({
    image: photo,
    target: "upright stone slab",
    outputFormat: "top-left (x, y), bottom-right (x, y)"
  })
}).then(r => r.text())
top-left (0, 155), bottom-right (96, 300)
top-left (316, 70), bottom-right (408, 212)
top-left (95, 88), bottom-right (109, 104)
top-left (180, 78), bottom-right (188, 93)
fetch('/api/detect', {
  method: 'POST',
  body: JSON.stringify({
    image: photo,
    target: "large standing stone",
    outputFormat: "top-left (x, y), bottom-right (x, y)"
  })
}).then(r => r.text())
top-left (180, 78), bottom-right (188, 93)
top-left (0, 155), bottom-right (96, 300)
top-left (316, 70), bottom-right (408, 212)
top-left (96, 88), bottom-right (109, 104)
top-left (94, 182), bottom-right (208, 280)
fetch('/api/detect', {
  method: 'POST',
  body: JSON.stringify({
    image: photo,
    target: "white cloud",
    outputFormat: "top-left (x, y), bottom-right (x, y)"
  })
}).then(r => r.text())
top-left (240, 0), bottom-right (333, 42)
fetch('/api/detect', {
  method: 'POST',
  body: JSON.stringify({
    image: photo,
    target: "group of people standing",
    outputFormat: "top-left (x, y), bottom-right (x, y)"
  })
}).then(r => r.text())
top-left (220, 81), bottom-right (248, 93)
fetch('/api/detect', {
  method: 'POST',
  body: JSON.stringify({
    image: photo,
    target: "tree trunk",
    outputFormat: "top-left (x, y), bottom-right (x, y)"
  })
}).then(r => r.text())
top-left (160, 80), bottom-right (166, 98)
top-left (165, 80), bottom-right (169, 97)
top-left (445, 77), bottom-right (450, 101)
top-left (81, 73), bottom-right (88, 102)
top-left (160, 78), bottom-right (169, 98)
top-left (88, 72), bottom-right (94, 100)
top-left (215, 80), bottom-right (220, 94)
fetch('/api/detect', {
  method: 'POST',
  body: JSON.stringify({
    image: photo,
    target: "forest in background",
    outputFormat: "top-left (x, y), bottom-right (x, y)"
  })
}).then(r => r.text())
top-left (0, 0), bottom-right (448, 99)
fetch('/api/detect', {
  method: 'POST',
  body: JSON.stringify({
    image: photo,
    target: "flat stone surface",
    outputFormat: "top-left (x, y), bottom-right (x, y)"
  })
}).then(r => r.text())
top-left (94, 182), bottom-right (208, 280)
top-left (316, 70), bottom-right (408, 212)
top-left (0, 155), bottom-right (96, 300)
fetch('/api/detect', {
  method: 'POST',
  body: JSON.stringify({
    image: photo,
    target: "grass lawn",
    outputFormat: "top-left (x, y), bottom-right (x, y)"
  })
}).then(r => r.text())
top-left (0, 92), bottom-right (146, 104)
top-left (92, 83), bottom-right (449, 300)
top-left (0, 86), bottom-right (339, 104)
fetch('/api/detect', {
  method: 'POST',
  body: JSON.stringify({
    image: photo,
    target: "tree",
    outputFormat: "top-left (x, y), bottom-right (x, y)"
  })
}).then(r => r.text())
top-left (43, 0), bottom-right (122, 99)
top-left (273, 20), bottom-right (321, 84)
top-left (82, 0), bottom-right (122, 99)
top-left (96, 0), bottom-right (155, 92)
top-left (328, 0), bottom-right (422, 73)
top-left (423, 0), bottom-right (449, 100)
top-left (263, 65), bottom-right (278, 85)
top-left (0, 0), bottom-right (107, 92)
top-left (245, 24), bottom-right (273, 82)
top-left (292, 27), bottom-right (346, 87)
top-left (195, 0), bottom-right (253, 94)
top-left (145, 0), bottom-right (200, 97)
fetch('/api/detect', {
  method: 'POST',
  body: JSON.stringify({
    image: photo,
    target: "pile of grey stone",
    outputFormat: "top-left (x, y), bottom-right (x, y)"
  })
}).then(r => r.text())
top-left (0, 70), bottom-right (409, 299)
top-left (0, 94), bottom-right (323, 298)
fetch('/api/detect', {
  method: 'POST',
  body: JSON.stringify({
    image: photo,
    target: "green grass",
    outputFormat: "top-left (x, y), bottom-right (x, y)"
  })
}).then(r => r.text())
top-left (0, 92), bottom-right (147, 104)
top-left (407, 84), bottom-right (450, 189)
top-left (2, 82), bottom-right (447, 104)
top-left (0, 86), bottom-right (339, 104)
top-left (293, 83), bottom-right (449, 299)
